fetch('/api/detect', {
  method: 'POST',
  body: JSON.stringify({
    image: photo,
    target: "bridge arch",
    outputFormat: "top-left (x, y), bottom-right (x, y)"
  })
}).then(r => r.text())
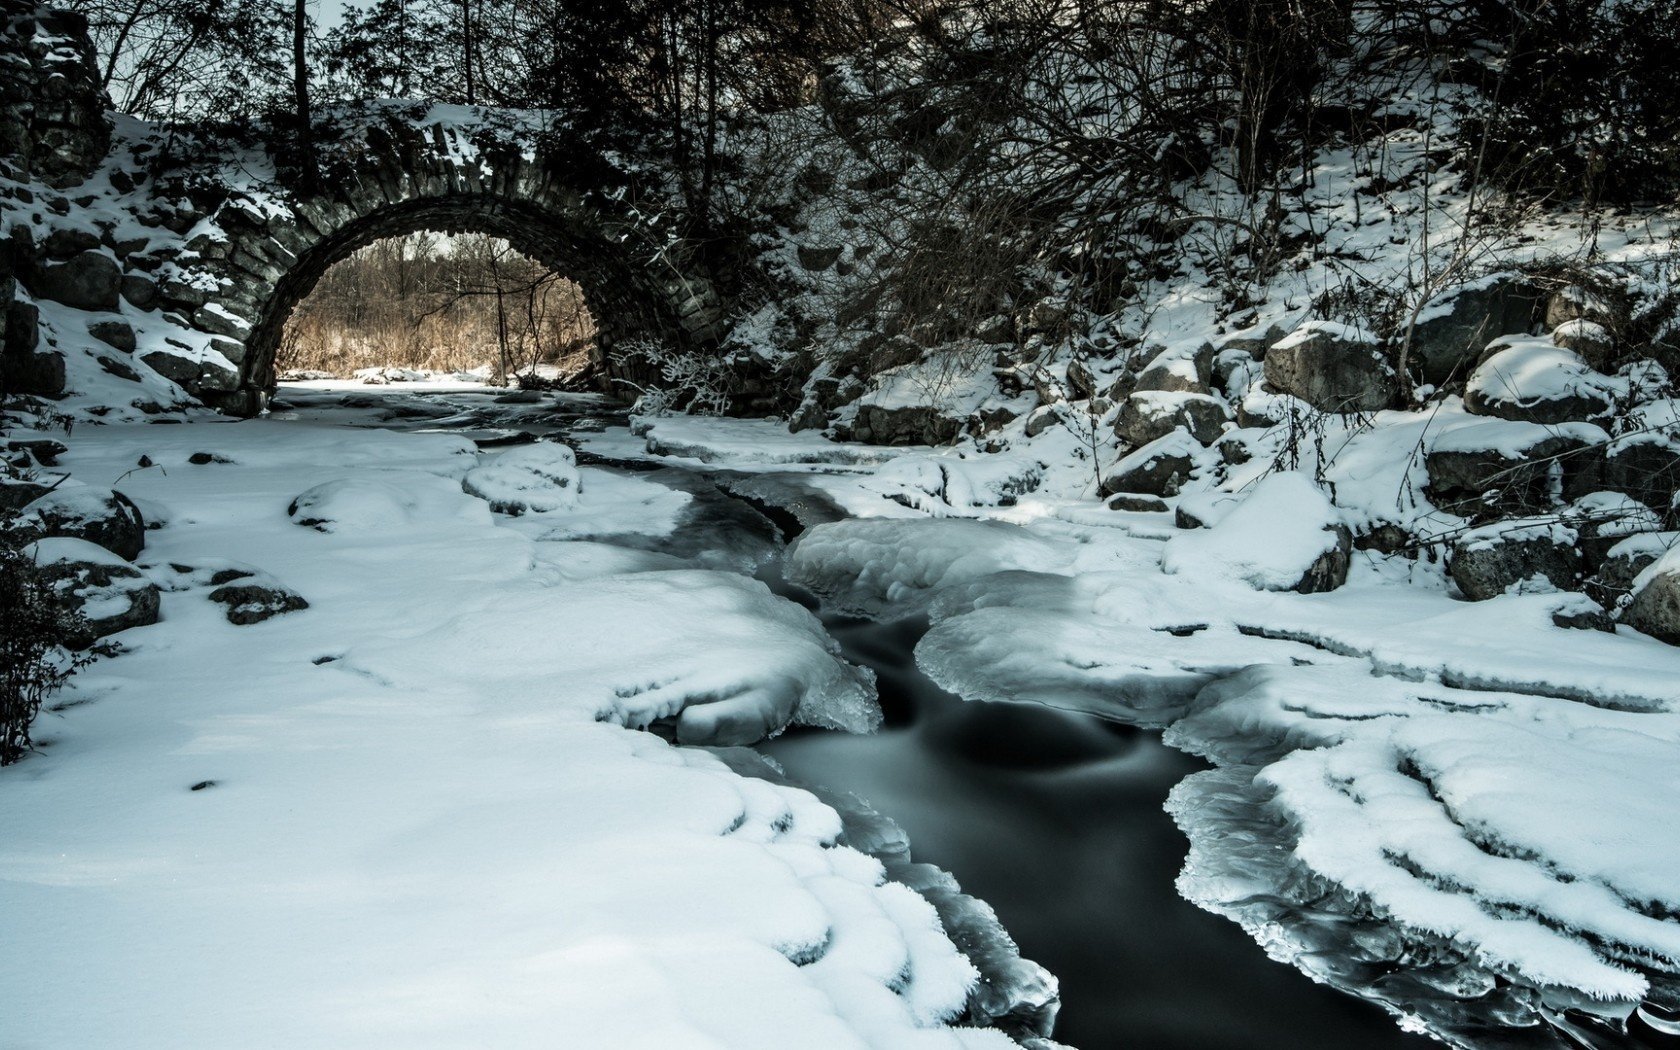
top-left (183, 116), bottom-right (724, 414)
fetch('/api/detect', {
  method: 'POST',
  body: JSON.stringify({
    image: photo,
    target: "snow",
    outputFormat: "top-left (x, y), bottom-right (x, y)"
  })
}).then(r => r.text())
top-left (0, 413), bottom-right (1018, 1050)
top-left (1160, 472), bottom-right (1344, 591)
top-left (461, 440), bottom-right (582, 514)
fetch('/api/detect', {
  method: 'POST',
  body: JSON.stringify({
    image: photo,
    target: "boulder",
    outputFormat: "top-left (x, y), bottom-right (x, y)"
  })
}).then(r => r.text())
top-left (1622, 547), bottom-right (1680, 645)
top-left (1448, 520), bottom-right (1582, 600)
top-left (1264, 321), bottom-right (1398, 412)
top-left (1115, 391), bottom-right (1229, 447)
top-left (1408, 276), bottom-right (1541, 385)
top-left (27, 250), bottom-right (121, 310)
top-left (1426, 425), bottom-right (1599, 520)
top-left (120, 273), bottom-right (159, 309)
top-left (1463, 339), bottom-right (1617, 425)
top-left (1161, 473), bottom-right (1352, 593)
top-left (87, 318), bottom-right (135, 352)
top-left (1107, 493), bottom-right (1169, 513)
top-left (27, 537), bottom-right (161, 648)
top-left (1551, 319), bottom-right (1615, 370)
top-left (208, 580), bottom-right (309, 625)
top-left (18, 486), bottom-right (146, 560)
top-left (2, 285), bottom-right (64, 398)
top-left (1599, 436), bottom-right (1680, 512)
top-left (461, 441), bottom-right (582, 515)
top-left (1100, 430), bottom-right (1200, 498)
top-left (1585, 532), bottom-right (1676, 610)
top-left (1133, 341), bottom-right (1213, 394)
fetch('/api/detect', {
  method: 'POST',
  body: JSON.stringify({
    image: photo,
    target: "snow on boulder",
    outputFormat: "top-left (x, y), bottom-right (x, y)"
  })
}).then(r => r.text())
top-left (287, 472), bottom-right (490, 533)
top-left (16, 484), bottom-right (146, 560)
top-left (25, 536), bottom-right (161, 648)
top-left (461, 441), bottom-right (581, 515)
top-left (785, 518), bottom-right (1076, 619)
top-left (1263, 320), bottom-right (1398, 413)
top-left (1622, 546), bottom-right (1680, 645)
top-left (1161, 472), bottom-right (1352, 593)
top-left (1464, 337), bottom-right (1621, 425)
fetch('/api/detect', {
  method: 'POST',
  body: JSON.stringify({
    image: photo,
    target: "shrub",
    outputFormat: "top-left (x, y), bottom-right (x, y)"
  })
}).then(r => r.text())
top-left (0, 513), bottom-right (92, 765)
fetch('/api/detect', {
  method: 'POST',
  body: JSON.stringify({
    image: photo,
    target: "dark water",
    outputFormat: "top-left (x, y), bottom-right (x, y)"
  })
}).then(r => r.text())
top-left (763, 608), bottom-right (1435, 1050)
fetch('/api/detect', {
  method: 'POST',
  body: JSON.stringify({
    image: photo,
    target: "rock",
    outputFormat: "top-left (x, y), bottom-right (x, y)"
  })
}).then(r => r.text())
top-left (1585, 532), bottom-right (1676, 610)
top-left (461, 441), bottom-right (582, 515)
top-left (207, 581), bottom-right (309, 625)
top-left (1100, 430), bottom-right (1200, 498)
top-left (27, 537), bottom-right (162, 648)
top-left (120, 273), bottom-right (159, 309)
top-left (27, 250), bottom-right (121, 310)
top-left (87, 318), bottom-right (135, 352)
top-left (1133, 341), bottom-right (1213, 394)
top-left (1622, 547), bottom-right (1680, 645)
top-left (1022, 405), bottom-right (1059, 438)
top-left (853, 404), bottom-right (962, 446)
top-left (42, 227), bottom-right (100, 258)
top-left (18, 486), bottom-right (146, 560)
top-left (1, 479), bottom-right (53, 511)
top-left (2, 285), bottom-right (64, 398)
top-left (1449, 521), bottom-right (1582, 600)
top-left (1551, 601), bottom-right (1616, 633)
top-left (1426, 427), bottom-right (1597, 519)
top-left (1599, 437), bottom-right (1680, 512)
top-left (1115, 391), bottom-right (1229, 447)
top-left (1161, 473), bottom-right (1353, 593)
top-left (796, 245), bottom-right (843, 271)
top-left (1107, 493), bottom-right (1168, 513)
top-left (1264, 321), bottom-right (1398, 412)
top-left (1551, 319), bottom-right (1615, 370)
top-left (1463, 339), bottom-right (1617, 425)
top-left (6, 438), bottom-right (66, 465)
top-left (139, 348), bottom-right (202, 387)
top-left (1065, 358), bottom-right (1096, 400)
top-left (1408, 276), bottom-right (1542, 385)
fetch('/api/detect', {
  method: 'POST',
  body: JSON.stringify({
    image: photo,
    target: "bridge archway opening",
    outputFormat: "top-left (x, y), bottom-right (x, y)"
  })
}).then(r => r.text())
top-left (278, 231), bottom-right (597, 387)
top-left (231, 195), bottom-right (704, 412)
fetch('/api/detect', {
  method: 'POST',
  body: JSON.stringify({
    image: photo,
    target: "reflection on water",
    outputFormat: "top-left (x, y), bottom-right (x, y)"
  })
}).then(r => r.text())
top-left (764, 613), bottom-right (1434, 1050)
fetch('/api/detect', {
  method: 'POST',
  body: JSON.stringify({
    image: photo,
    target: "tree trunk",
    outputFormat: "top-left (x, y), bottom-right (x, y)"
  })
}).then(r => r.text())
top-left (293, 0), bottom-right (316, 189)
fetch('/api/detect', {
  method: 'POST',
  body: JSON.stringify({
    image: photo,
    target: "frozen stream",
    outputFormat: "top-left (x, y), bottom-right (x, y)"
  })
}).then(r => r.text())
top-left (758, 605), bottom-right (1430, 1050)
top-left (270, 385), bottom-right (1674, 1050)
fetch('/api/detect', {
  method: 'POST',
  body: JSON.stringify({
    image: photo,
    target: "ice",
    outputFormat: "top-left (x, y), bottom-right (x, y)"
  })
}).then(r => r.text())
top-left (784, 519), bottom-right (1078, 618)
top-left (1166, 661), bottom-right (1680, 1028)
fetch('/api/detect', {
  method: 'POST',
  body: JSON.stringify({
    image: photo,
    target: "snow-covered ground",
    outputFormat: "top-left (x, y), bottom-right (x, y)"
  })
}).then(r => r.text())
top-left (0, 389), bottom-right (1039, 1050)
top-left (8, 387), bottom-right (1680, 1048)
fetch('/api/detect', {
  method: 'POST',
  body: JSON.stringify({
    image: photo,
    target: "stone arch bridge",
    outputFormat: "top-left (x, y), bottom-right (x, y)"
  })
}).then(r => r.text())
top-left (2, 5), bottom-right (728, 415)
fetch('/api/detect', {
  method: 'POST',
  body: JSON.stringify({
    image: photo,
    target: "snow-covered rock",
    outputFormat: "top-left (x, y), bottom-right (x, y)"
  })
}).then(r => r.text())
top-left (1160, 473), bottom-right (1352, 593)
top-left (1448, 519), bottom-right (1582, 600)
top-left (461, 441), bottom-right (582, 515)
top-left (1623, 546), bottom-right (1680, 645)
top-left (1263, 321), bottom-right (1398, 413)
top-left (16, 484), bottom-right (146, 560)
top-left (1464, 338), bottom-right (1620, 425)
top-left (25, 536), bottom-right (160, 647)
